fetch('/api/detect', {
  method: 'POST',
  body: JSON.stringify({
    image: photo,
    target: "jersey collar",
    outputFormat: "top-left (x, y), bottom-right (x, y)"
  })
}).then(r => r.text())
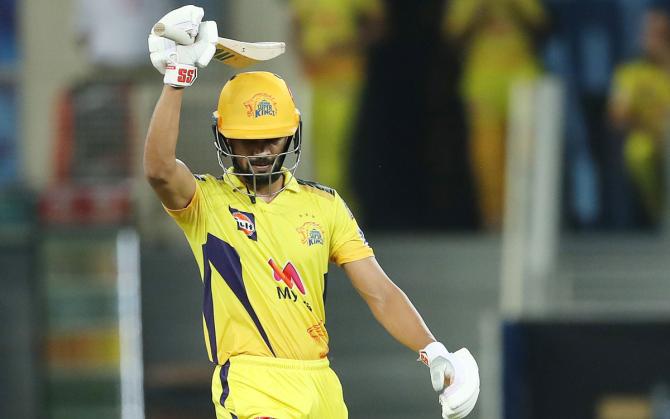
top-left (282, 170), bottom-right (301, 193)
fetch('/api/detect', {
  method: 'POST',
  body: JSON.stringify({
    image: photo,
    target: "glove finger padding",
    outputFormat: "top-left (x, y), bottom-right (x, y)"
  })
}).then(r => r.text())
top-left (172, 21), bottom-right (218, 67)
top-left (460, 389), bottom-right (479, 414)
top-left (193, 21), bottom-right (218, 67)
top-left (441, 386), bottom-right (479, 419)
top-left (153, 5), bottom-right (204, 45)
top-left (148, 34), bottom-right (177, 74)
top-left (441, 349), bottom-right (480, 405)
top-left (439, 349), bottom-right (480, 418)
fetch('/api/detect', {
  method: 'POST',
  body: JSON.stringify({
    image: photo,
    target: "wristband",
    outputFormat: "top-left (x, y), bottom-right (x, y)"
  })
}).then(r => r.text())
top-left (164, 63), bottom-right (198, 87)
top-left (419, 341), bottom-right (449, 366)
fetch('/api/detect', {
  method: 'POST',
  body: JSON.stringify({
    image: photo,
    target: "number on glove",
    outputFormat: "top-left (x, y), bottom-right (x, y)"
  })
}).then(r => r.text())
top-left (177, 68), bottom-right (196, 84)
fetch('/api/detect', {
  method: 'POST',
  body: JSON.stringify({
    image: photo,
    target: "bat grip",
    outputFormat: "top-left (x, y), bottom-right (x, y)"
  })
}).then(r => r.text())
top-left (153, 22), bottom-right (194, 45)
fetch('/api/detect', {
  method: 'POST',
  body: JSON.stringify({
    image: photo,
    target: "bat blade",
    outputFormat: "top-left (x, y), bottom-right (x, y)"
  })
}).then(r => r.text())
top-left (213, 37), bottom-right (285, 68)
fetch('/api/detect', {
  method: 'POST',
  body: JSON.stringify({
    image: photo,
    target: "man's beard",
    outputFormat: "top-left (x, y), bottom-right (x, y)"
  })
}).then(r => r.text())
top-left (232, 154), bottom-right (285, 189)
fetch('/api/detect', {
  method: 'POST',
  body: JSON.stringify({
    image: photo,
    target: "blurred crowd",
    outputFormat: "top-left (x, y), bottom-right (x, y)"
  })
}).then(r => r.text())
top-left (4, 0), bottom-right (670, 233)
top-left (347, 0), bottom-right (670, 232)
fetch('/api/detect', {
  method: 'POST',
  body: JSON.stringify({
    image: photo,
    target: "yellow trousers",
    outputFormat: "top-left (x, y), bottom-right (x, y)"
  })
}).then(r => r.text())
top-left (212, 355), bottom-right (348, 419)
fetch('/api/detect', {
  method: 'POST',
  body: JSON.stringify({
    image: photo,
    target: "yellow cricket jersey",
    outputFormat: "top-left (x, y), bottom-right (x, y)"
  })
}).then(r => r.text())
top-left (290, 0), bottom-right (383, 79)
top-left (446, 0), bottom-right (545, 108)
top-left (612, 60), bottom-right (670, 138)
top-left (165, 169), bottom-right (373, 365)
top-left (291, 0), bottom-right (382, 59)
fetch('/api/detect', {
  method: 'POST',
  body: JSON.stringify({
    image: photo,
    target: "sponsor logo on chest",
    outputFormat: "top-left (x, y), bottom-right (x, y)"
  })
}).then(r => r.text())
top-left (268, 258), bottom-right (313, 312)
top-left (228, 206), bottom-right (257, 241)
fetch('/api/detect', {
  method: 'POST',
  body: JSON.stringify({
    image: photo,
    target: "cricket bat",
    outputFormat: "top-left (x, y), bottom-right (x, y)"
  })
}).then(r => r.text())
top-left (152, 23), bottom-right (285, 68)
top-left (152, 22), bottom-right (195, 45)
top-left (213, 38), bottom-right (285, 68)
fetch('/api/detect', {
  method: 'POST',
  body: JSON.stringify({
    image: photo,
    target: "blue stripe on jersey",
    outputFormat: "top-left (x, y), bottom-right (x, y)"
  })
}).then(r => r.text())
top-left (219, 360), bottom-right (231, 407)
top-left (203, 233), bottom-right (276, 357)
top-left (202, 244), bottom-right (219, 364)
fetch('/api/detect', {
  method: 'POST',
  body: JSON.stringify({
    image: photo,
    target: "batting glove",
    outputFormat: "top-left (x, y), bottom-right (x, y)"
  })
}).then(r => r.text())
top-left (419, 342), bottom-right (480, 419)
top-left (153, 5), bottom-right (204, 45)
top-left (148, 6), bottom-right (218, 87)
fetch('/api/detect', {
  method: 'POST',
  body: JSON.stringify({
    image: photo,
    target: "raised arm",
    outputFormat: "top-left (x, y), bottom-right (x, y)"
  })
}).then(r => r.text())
top-left (143, 86), bottom-right (196, 210)
top-left (144, 5), bottom-right (219, 209)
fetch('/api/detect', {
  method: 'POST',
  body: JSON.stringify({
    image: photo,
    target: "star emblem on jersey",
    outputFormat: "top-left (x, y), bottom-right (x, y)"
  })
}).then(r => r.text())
top-left (229, 206), bottom-right (257, 241)
top-left (297, 221), bottom-right (324, 246)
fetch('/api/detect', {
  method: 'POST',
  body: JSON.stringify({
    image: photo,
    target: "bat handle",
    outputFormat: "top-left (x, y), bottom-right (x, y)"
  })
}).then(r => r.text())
top-left (153, 22), bottom-right (194, 45)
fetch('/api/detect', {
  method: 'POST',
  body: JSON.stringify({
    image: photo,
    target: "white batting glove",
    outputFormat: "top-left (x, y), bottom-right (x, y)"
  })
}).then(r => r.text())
top-left (147, 6), bottom-right (218, 87)
top-left (419, 342), bottom-right (480, 419)
top-left (153, 5), bottom-right (204, 45)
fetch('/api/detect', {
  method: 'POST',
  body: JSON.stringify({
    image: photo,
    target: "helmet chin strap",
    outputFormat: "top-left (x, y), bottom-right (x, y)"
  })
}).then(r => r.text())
top-left (212, 123), bottom-right (302, 199)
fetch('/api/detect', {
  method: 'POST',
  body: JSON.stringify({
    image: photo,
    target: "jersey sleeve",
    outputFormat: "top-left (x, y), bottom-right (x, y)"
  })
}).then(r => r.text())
top-left (329, 192), bottom-right (374, 266)
top-left (163, 175), bottom-right (209, 244)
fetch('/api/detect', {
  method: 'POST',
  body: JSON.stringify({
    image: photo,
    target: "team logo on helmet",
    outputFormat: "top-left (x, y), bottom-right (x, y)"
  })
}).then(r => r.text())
top-left (244, 93), bottom-right (278, 118)
top-left (229, 206), bottom-right (257, 241)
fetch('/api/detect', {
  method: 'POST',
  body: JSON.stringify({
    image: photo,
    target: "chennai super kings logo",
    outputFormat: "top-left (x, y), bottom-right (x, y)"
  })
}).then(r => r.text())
top-left (244, 93), bottom-right (277, 118)
top-left (297, 222), bottom-right (324, 246)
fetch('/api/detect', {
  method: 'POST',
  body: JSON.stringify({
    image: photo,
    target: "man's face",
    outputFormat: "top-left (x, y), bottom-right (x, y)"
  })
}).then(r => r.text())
top-left (228, 137), bottom-right (289, 187)
top-left (643, 11), bottom-right (670, 59)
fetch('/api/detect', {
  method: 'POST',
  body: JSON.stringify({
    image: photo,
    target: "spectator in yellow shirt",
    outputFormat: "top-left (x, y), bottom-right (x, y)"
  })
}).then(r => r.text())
top-left (445, 0), bottom-right (546, 229)
top-left (290, 0), bottom-right (385, 204)
top-left (609, 1), bottom-right (670, 225)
